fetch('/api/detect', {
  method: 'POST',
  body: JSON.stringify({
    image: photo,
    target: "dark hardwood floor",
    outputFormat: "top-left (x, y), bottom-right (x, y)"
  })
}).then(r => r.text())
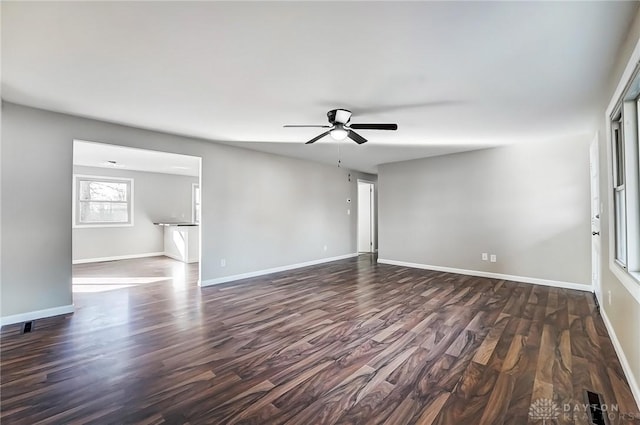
top-left (1, 255), bottom-right (639, 424)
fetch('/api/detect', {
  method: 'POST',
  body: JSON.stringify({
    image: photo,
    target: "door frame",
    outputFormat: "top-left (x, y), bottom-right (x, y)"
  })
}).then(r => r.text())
top-left (590, 133), bottom-right (602, 304)
top-left (357, 179), bottom-right (376, 253)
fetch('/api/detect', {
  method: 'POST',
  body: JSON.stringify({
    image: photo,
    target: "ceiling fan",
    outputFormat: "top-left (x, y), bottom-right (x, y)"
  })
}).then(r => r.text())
top-left (283, 109), bottom-right (398, 144)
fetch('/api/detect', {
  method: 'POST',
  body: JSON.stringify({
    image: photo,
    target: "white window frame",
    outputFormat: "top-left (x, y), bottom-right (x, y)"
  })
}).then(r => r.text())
top-left (606, 41), bottom-right (640, 304)
top-left (192, 183), bottom-right (200, 224)
top-left (73, 174), bottom-right (134, 228)
top-left (611, 111), bottom-right (627, 267)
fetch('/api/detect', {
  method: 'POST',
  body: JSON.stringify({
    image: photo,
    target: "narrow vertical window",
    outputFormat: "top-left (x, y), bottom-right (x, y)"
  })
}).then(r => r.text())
top-left (612, 114), bottom-right (627, 266)
top-left (192, 183), bottom-right (200, 224)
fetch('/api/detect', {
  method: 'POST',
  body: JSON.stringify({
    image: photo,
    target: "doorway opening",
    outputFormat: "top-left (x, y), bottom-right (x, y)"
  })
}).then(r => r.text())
top-left (357, 180), bottom-right (376, 253)
top-left (71, 140), bottom-right (202, 299)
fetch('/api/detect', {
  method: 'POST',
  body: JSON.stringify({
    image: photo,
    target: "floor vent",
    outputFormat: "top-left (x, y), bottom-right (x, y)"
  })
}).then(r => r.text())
top-left (585, 390), bottom-right (608, 425)
top-left (22, 321), bottom-right (33, 334)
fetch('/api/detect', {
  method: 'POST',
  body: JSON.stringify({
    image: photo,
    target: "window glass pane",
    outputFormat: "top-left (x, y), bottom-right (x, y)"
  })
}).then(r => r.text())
top-left (80, 201), bottom-right (129, 223)
top-left (615, 189), bottom-right (627, 264)
top-left (79, 180), bottom-right (128, 202)
top-left (193, 185), bottom-right (200, 223)
top-left (614, 125), bottom-right (625, 186)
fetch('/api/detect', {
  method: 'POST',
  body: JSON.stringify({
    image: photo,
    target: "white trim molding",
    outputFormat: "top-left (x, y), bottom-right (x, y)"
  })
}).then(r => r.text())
top-left (1, 304), bottom-right (75, 327)
top-left (200, 253), bottom-right (358, 287)
top-left (600, 307), bottom-right (640, 411)
top-left (72, 252), bottom-right (164, 264)
top-left (377, 258), bottom-right (592, 292)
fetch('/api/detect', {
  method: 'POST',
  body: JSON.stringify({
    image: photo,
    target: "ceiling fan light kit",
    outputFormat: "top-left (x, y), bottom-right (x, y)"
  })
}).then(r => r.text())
top-left (284, 109), bottom-right (398, 145)
top-left (330, 126), bottom-right (348, 140)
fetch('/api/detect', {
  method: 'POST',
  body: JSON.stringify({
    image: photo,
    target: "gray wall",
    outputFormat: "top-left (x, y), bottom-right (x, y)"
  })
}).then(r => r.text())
top-left (378, 135), bottom-right (592, 286)
top-left (72, 165), bottom-right (198, 261)
top-left (596, 6), bottom-right (640, 399)
top-left (1, 102), bottom-right (366, 318)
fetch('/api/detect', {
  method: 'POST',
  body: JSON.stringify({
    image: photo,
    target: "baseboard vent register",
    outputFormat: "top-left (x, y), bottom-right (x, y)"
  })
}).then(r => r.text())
top-left (22, 321), bottom-right (34, 334)
top-left (586, 390), bottom-right (608, 425)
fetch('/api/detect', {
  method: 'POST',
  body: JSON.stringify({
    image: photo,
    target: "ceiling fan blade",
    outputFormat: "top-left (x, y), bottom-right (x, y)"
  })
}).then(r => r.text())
top-left (348, 130), bottom-right (367, 145)
top-left (305, 131), bottom-right (331, 144)
top-left (349, 123), bottom-right (398, 130)
top-left (284, 125), bottom-right (331, 128)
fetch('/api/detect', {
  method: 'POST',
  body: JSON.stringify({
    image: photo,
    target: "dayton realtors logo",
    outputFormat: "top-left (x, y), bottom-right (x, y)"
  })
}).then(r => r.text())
top-left (528, 398), bottom-right (560, 424)
top-left (529, 397), bottom-right (640, 423)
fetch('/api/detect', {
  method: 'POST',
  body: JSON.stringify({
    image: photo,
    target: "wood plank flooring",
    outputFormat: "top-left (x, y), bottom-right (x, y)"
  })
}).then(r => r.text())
top-left (1, 255), bottom-right (639, 424)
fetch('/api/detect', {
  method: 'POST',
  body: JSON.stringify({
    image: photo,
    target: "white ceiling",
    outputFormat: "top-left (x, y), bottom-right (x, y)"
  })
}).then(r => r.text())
top-left (74, 140), bottom-right (200, 177)
top-left (2, 2), bottom-right (637, 173)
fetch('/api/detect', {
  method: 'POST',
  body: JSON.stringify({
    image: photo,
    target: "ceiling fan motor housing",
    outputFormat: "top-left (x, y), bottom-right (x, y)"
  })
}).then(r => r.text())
top-left (328, 109), bottom-right (352, 125)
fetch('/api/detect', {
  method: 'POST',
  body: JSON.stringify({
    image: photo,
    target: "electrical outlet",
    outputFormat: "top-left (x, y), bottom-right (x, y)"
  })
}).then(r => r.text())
top-left (482, 253), bottom-right (488, 261)
top-left (347, 209), bottom-right (350, 215)
top-left (220, 259), bottom-right (226, 267)
top-left (323, 245), bottom-right (327, 252)
top-left (490, 254), bottom-right (497, 263)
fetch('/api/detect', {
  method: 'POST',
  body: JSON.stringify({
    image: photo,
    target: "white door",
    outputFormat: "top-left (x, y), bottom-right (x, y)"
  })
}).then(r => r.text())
top-left (358, 181), bottom-right (374, 253)
top-left (590, 135), bottom-right (602, 303)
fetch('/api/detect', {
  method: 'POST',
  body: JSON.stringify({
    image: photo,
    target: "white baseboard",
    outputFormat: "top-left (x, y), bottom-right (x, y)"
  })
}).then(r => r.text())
top-left (377, 258), bottom-right (592, 292)
top-left (1, 304), bottom-right (75, 327)
top-left (200, 253), bottom-right (359, 287)
top-left (72, 252), bottom-right (164, 264)
top-left (600, 307), bottom-right (640, 411)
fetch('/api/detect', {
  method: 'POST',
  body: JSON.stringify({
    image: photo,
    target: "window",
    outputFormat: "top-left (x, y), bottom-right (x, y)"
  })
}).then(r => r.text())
top-left (612, 112), bottom-right (627, 265)
top-left (192, 183), bottom-right (200, 224)
top-left (609, 66), bottom-right (640, 282)
top-left (74, 175), bottom-right (133, 227)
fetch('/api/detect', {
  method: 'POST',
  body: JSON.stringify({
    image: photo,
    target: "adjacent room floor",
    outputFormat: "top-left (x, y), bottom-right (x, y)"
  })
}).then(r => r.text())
top-left (1, 255), bottom-right (639, 424)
